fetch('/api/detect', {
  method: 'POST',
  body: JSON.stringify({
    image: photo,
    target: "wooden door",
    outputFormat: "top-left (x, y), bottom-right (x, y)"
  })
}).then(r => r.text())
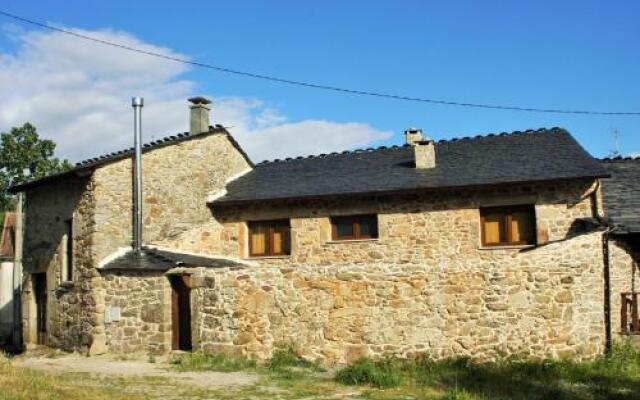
top-left (33, 273), bottom-right (47, 345)
top-left (170, 275), bottom-right (192, 351)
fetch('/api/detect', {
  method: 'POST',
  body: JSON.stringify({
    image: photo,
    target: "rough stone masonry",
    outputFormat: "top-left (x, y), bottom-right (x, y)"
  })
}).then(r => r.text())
top-left (11, 100), bottom-right (638, 364)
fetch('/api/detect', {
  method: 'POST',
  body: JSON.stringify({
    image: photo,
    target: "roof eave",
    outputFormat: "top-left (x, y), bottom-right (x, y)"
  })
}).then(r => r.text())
top-left (8, 167), bottom-right (93, 194)
top-left (8, 126), bottom-right (249, 194)
top-left (210, 174), bottom-right (609, 207)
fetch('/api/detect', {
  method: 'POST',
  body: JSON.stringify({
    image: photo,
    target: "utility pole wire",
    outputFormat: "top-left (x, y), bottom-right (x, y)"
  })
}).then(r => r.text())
top-left (1, 10), bottom-right (639, 116)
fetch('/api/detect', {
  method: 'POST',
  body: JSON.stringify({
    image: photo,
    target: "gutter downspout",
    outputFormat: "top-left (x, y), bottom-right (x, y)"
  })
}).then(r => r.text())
top-left (590, 179), bottom-right (613, 356)
top-left (12, 192), bottom-right (24, 352)
top-left (602, 228), bottom-right (613, 356)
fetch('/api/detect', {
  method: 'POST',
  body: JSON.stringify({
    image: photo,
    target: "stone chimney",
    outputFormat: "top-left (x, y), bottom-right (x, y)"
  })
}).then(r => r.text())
top-left (404, 127), bottom-right (423, 145)
top-left (414, 139), bottom-right (436, 169)
top-left (188, 97), bottom-right (212, 134)
top-left (404, 128), bottom-right (435, 169)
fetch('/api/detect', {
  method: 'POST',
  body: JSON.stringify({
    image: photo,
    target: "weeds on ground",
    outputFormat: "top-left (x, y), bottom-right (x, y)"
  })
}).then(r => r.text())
top-left (335, 357), bottom-right (403, 388)
top-left (267, 346), bottom-right (325, 380)
top-left (169, 346), bottom-right (323, 380)
top-left (335, 343), bottom-right (640, 399)
top-left (169, 351), bottom-right (257, 373)
top-left (437, 388), bottom-right (475, 400)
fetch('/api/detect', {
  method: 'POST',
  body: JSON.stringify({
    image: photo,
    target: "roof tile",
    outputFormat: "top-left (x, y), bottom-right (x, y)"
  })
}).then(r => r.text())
top-left (214, 128), bottom-right (608, 205)
top-left (600, 157), bottom-right (640, 233)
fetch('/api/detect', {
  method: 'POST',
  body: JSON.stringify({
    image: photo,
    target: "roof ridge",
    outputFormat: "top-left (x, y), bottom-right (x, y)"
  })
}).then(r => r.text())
top-left (75, 125), bottom-right (227, 168)
top-left (600, 155), bottom-right (640, 162)
top-left (256, 127), bottom-right (566, 165)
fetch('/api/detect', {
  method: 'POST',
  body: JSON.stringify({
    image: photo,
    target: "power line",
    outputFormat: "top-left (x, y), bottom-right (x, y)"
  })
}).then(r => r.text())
top-left (1, 9), bottom-right (639, 116)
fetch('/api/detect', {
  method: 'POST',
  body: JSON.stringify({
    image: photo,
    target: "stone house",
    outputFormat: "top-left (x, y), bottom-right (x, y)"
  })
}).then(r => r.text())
top-left (8, 97), bottom-right (640, 363)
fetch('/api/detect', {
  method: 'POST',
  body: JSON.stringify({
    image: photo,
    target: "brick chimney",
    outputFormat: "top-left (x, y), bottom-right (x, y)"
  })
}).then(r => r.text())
top-left (188, 97), bottom-right (212, 134)
top-left (405, 128), bottom-right (435, 169)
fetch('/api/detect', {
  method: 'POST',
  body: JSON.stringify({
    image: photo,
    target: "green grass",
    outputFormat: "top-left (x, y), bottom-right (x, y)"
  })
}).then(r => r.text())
top-left (169, 352), bottom-right (257, 372)
top-left (437, 389), bottom-right (475, 400)
top-left (267, 346), bottom-right (316, 370)
top-left (5, 344), bottom-right (640, 400)
top-left (335, 357), bottom-right (403, 388)
top-left (266, 346), bottom-right (325, 380)
top-left (169, 346), bottom-right (323, 381)
top-left (334, 343), bottom-right (640, 399)
top-left (169, 346), bottom-right (328, 388)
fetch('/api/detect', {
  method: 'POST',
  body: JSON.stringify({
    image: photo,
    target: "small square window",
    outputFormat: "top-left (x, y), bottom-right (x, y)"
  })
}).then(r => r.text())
top-left (480, 205), bottom-right (536, 247)
top-left (331, 214), bottom-right (378, 241)
top-left (248, 219), bottom-right (291, 257)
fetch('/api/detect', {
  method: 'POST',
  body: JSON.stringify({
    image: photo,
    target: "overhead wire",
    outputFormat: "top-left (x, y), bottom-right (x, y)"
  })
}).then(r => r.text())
top-left (0, 10), bottom-right (638, 116)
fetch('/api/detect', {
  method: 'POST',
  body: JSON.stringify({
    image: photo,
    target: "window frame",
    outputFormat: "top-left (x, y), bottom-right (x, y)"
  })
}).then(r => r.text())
top-left (247, 219), bottom-right (291, 257)
top-left (62, 218), bottom-right (73, 282)
top-left (480, 205), bottom-right (536, 247)
top-left (330, 214), bottom-right (379, 241)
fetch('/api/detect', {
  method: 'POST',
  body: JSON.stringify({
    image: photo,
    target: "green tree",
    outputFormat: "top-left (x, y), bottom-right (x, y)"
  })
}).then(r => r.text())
top-left (0, 123), bottom-right (72, 210)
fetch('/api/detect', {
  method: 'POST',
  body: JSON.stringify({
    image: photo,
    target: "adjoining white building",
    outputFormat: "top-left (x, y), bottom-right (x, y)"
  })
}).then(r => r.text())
top-left (0, 212), bottom-right (16, 345)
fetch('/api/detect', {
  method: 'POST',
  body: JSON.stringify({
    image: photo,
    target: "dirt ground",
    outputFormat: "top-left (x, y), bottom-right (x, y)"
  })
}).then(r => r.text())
top-left (14, 351), bottom-right (259, 390)
top-left (7, 349), bottom-right (358, 400)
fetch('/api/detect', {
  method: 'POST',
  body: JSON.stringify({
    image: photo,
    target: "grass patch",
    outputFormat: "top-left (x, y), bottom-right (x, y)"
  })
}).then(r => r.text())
top-left (335, 357), bottom-right (403, 388)
top-left (268, 346), bottom-right (323, 372)
top-left (335, 343), bottom-right (640, 399)
top-left (168, 347), bottom-right (323, 381)
top-left (267, 346), bottom-right (324, 381)
top-left (438, 388), bottom-right (475, 400)
top-left (8, 344), bottom-right (637, 399)
top-left (169, 352), bottom-right (256, 373)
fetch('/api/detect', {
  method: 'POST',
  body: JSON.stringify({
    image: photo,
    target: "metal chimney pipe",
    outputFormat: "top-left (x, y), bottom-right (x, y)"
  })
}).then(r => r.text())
top-left (131, 96), bottom-right (144, 254)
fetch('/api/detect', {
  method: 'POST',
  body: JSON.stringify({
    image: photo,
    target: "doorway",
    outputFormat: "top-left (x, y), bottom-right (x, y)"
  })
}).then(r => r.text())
top-left (33, 273), bottom-right (47, 345)
top-left (169, 274), bottom-right (192, 351)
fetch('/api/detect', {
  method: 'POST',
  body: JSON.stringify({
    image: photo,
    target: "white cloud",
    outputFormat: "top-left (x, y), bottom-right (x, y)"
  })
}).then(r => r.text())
top-left (0, 25), bottom-right (391, 163)
top-left (213, 98), bottom-right (391, 161)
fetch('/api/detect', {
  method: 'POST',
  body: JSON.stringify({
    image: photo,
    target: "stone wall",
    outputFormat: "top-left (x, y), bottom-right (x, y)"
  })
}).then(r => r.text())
top-left (191, 252), bottom-right (602, 363)
top-left (161, 179), bottom-right (610, 362)
top-left (20, 130), bottom-right (251, 353)
top-left (610, 238), bottom-right (639, 337)
top-left (102, 271), bottom-right (171, 354)
top-left (20, 126), bottom-right (638, 362)
top-left (92, 131), bottom-right (251, 264)
top-left (89, 131), bottom-right (251, 353)
top-left (94, 178), bottom-right (637, 362)
top-left (172, 180), bottom-right (599, 264)
top-left (21, 175), bottom-right (99, 351)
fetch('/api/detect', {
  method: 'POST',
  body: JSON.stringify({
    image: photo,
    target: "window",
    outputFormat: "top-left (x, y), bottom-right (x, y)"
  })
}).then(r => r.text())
top-left (331, 214), bottom-right (378, 241)
top-left (248, 219), bottom-right (291, 257)
top-left (62, 219), bottom-right (73, 281)
top-left (480, 205), bottom-right (536, 247)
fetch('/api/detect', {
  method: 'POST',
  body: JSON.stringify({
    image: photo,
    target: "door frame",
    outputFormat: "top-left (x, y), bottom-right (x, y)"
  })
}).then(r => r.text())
top-left (169, 274), bottom-right (192, 351)
top-left (32, 273), bottom-right (47, 345)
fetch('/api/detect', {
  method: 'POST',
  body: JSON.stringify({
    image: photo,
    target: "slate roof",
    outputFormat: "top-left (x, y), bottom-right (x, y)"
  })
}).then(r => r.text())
top-left (8, 126), bottom-right (252, 194)
top-left (213, 128), bottom-right (608, 205)
top-left (600, 157), bottom-right (640, 234)
top-left (0, 213), bottom-right (15, 259)
top-left (99, 247), bottom-right (245, 272)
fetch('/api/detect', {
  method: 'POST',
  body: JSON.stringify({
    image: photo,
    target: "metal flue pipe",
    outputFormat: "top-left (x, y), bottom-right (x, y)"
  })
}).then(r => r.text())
top-left (132, 96), bottom-right (144, 254)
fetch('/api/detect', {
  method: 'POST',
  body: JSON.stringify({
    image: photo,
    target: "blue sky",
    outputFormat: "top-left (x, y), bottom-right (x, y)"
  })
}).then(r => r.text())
top-left (0, 1), bottom-right (638, 161)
